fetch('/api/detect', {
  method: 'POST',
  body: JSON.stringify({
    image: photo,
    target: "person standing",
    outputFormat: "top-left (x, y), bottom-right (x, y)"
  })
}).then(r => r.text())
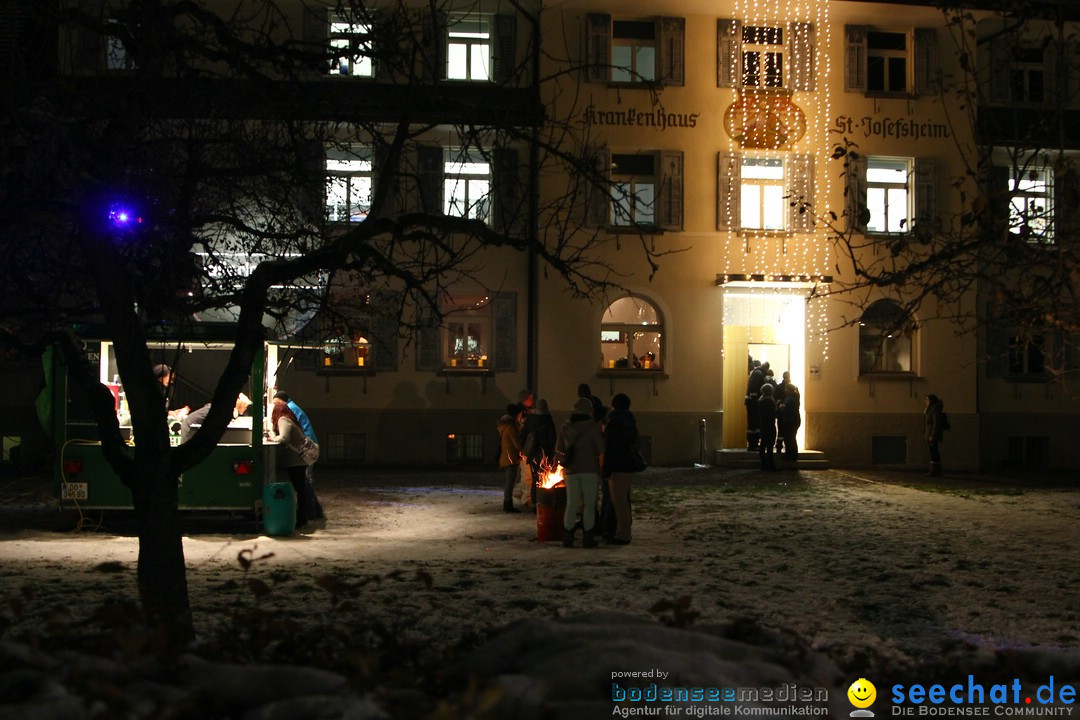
top-left (273, 391), bottom-right (324, 521)
top-left (745, 361), bottom-right (769, 451)
top-left (602, 393), bottom-right (642, 546)
top-left (775, 371), bottom-right (790, 454)
top-left (925, 394), bottom-right (945, 477)
top-left (779, 382), bottom-right (801, 462)
top-left (757, 383), bottom-right (778, 471)
top-left (497, 403), bottom-right (524, 513)
top-left (556, 397), bottom-right (605, 548)
top-left (179, 392), bottom-right (253, 443)
top-left (521, 398), bottom-right (557, 509)
top-left (266, 401), bottom-right (313, 528)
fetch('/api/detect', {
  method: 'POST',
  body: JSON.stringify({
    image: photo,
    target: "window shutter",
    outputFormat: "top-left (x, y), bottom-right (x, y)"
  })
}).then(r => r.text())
top-left (75, 22), bottom-right (103, 74)
top-left (586, 13), bottom-right (611, 83)
top-left (1055, 162), bottom-right (1080, 238)
top-left (300, 141), bottom-right (327, 225)
top-left (717, 18), bottom-right (741, 88)
top-left (789, 22), bottom-right (815, 92)
top-left (416, 145), bottom-right (443, 214)
top-left (302, 5), bottom-right (328, 77)
top-left (422, 11), bottom-right (447, 82)
top-left (493, 14), bottom-right (517, 85)
top-left (657, 150), bottom-right (684, 231)
top-left (913, 28), bottom-right (938, 95)
top-left (913, 158), bottom-right (936, 228)
top-left (658, 17), bottom-right (685, 86)
top-left (1042, 42), bottom-right (1057, 105)
top-left (844, 25), bottom-right (867, 93)
top-left (787, 154), bottom-right (814, 234)
top-left (373, 312), bottom-right (399, 372)
top-left (493, 147), bottom-right (523, 236)
top-left (492, 292), bottom-right (517, 372)
top-left (717, 151), bottom-right (740, 232)
top-left (372, 144), bottom-right (401, 217)
top-left (988, 37), bottom-right (1011, 104)
top-left (585, 146), bottom-right (611, 228)
top-left (846, 154), bottom-right (868, 234)
top-left (416, 314), bottom-right (440, 371)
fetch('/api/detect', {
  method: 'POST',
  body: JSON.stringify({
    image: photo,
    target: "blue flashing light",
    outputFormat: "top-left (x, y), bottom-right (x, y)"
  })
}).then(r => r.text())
top-left (108, 203), bottom-right (144, 228)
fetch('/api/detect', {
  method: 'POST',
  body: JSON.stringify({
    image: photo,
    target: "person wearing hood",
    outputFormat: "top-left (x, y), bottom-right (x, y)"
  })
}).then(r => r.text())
top-left (602, 393), bottom-right (642, 545)
top-left (925, 394), bottom-right (946, 477)
top-left (555, 397), bottom-right (605, 548)
top-left (497, 403), bottom-right (524, 512)
top-left (522, 398), bottom-right (557, 509)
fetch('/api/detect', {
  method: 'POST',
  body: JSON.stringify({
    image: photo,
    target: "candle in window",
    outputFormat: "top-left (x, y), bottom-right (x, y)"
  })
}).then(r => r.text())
top-left (608, 360), bottom-right (615, 368)
top-left (644, 359), bottom-right (651, 369)
top-left (324, 357), bottom-right (331, 366)
top-left (358, 356), bottom-right (364, 367)
top-left (451, 358), bottom-right (457, 367)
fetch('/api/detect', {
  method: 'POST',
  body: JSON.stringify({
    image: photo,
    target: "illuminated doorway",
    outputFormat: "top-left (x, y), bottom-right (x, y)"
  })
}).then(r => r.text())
top-left (721, 290), bottom-right (806, 451)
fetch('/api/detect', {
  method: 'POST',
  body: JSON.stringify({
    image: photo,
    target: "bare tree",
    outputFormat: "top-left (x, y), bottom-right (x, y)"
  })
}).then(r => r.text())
top-left (823, 0), bottom-right (1080, 380)
top-left (0, 0), bottom-right (671, 644)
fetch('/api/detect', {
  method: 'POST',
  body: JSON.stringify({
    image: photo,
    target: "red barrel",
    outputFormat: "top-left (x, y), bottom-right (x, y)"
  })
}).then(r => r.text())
top-left (536, 485), bottom-right (567, 542)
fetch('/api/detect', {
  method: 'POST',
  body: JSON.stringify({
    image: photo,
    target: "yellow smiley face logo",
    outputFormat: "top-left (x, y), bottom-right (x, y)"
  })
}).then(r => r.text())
top-left (847, 678), bottom-right (876, 708)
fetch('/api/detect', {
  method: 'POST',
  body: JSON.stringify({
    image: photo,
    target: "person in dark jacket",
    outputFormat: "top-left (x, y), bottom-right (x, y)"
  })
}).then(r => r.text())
top-left (522, 398), bottom-right (557, 509)
top-left (745, 361), bottom-right (769, 451)
top-left (925, 394), bottom-right (945, 477)
top-left (778, 383), bottom-right (801, 462)
top-left (556, 397), bottom-right (605, 548)
top-left (757, 383), bottom-right (778, 471)
top-left (602, 393), bottom-right (642, 545)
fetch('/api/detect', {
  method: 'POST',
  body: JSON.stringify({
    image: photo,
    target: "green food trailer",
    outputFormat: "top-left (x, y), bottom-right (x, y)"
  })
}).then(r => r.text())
top-left (43, 332), bottom-right (287, 527)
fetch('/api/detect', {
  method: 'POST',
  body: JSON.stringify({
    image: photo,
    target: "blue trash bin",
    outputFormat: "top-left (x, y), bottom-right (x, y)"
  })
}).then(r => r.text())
top-left (263, 482), bottom-right (296, 536)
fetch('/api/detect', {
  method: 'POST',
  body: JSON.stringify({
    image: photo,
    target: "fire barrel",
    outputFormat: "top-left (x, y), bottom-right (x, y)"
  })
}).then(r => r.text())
top-left (262, 482), bottom-right (297, 536)
top-left (536, 485), bottom-right (567, 542)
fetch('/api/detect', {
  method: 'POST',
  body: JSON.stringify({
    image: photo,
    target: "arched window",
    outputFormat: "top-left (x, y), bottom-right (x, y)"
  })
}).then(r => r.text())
top-left (859, 299), bottom-right (916, 374)
top-left (600, 296), bottom-right (664, 370)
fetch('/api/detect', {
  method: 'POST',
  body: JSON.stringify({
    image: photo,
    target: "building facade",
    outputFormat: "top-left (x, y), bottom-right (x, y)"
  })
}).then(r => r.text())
top-left (3, 0), bottom-right (1079, 471)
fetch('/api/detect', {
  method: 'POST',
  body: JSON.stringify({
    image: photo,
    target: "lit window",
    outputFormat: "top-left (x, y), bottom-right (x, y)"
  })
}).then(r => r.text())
top-left (740, 156), bottom-right (786, 231)
top-left (742, 25), bottom-right (784, 88)
top-left (330, 17), bottom-right (373, 77)
top-left (105, 18), bottom-right (134, 71)
top-left (612, 20), bottom-right (656, 83)
top-left (447, 17), bottom-right (491, 81)
top-left (326, 146), bottom-right (372, 223)
top-left (859, 300), bottom-right (916, 374)
top-left (866, 158), bottom-right (911, 234)
top-left (443, 292), bottom-right (492, 368)
top-left (867, 30), bottom-right (908, 93)
top-left (611, 153), bottom-right (656, 226)
top-left (444, 149), bottom-right (491, 222)
top-left (1009, 166), bottom-right (1053, 243)
top-left (322, 334), bottom-right (372, 369)
top-left (600, 296), bottom-right (663, 370)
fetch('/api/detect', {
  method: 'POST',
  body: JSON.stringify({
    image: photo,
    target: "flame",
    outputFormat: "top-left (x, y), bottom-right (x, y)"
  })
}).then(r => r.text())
top-left (538, 461), bottom-right (565, 489)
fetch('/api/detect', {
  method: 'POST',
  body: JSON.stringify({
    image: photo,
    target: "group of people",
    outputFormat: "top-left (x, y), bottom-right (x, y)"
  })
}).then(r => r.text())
top-left (744, 360), bottom-right (802, 471)
top-left (497, 384), bottom-right (645, 548)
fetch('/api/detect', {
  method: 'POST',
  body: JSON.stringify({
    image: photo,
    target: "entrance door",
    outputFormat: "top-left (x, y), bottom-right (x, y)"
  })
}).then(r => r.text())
top-left (721, 292), bottom-right (806, 450)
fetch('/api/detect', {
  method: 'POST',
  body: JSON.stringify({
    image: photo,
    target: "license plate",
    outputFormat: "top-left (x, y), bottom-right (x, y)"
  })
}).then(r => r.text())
top-left (61, 482), bottom-right (88, 500)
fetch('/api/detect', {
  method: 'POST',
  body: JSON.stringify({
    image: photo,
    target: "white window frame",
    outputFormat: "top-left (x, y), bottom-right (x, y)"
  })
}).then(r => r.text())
top-left (325, 146), bottom-right (373, 223)
top-left (611, 153), bottom-right (656, 227)
top-left (442, 291), bottom-right (493, 368)
top-left (329, 15), bottom-right (373, 77)
top-left (447, 16), bottom-right (491, 81)
top-left (1009, 164), bottom-right (1054, 244)
top-left (741, 25), bottom-right (784, 89)
top-left (859, 299), bottom-right (917, 375)
top-left (444, 148), bottom-right (491, 222)
top-left (611, 20), bottom-right (657, 84)
top-left (866, 157), bottom-right (913, 234)
top-left (1009, 46), bottom-right (1048, 104)
top-left (740, 155), bottom-right (787, 232)
top-left (866, 29), bottom-right (909, 93)
top-left (600, 295), bottom-right (664, 371)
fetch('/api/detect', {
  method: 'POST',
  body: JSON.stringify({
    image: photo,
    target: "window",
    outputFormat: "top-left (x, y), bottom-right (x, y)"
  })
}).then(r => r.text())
top-left (326, 146), bottom-right (373, 223)
top-left (442, 291), bottom-right (492, 369)
top-left (586, 14), bottom-right (684, 86)
top-left (1008, 165), bottom-right (1053, 243)
top-left (845, 26), bottom-right (937, 95)
top-left (327, 433), bottom-right (366, 463)
top-left (447, 17), bottom-right (490, 81)
top-left (717, 152), bottom-right (815, 233)
top-left (1010, 47), bottom-right (1047, 104)
top-left (611, 154), bottom-right (656, 226)
top-left (846, 157), bottom-right (935, 236)
top-left (329, 16), bottom-right (373, 77)
top-left (987, 32), bottom-right (1058, 106)
top-left (588, 149), bottom-right (683, 230)
top-left (600, 296), bottom-right (663, 371)
top-left (611, 21), bottom-right (656, 83)
top-left (321, 334), bottom-right (372, 369)
top-left (866, 158), bottom-right (912, 234)
top-left (444, 148), bottom-right (491, 222)
top-left (859, 300), bottom-right (916, 374)
top-left (417, 291), bottom-right (515, 372)
top-left (742, 25), bottom-right (783, 88)
top-left (718, 20), bottom-right (814, 91)
top-left (105, 18), bottom-right (134, 71)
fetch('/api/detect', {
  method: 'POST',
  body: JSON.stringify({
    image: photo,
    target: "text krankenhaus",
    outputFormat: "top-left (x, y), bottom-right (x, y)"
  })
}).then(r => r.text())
top-left (583, 105), bottom-right (700, 131)
top-left (833, 115), bottom-right (950, 140)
